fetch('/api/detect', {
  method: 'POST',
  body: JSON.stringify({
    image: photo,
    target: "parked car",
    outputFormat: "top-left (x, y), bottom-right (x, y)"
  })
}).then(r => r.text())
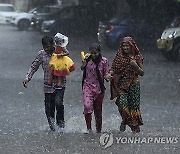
top-left (97, 17), bottom-right (155, 49)
top-left (41, 5), bottom-right (103, 36)
top-left (0, 3), bottom-right (18, 24)
top-left (31, 5), bottom-right (62, 30)
top-left (10, 8), bottom-right (37, 31)
top-left (157, 27), bottom-right (180, 61)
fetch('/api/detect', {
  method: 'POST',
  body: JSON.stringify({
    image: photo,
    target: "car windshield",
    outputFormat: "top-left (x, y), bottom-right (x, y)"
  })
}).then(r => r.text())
top-left (0, 6), bottom-right (15, 12)
top-left (170, 17), bottom-right (180, 28)
top-left (28, 8), bottom-right (37, 13)
top-left (109, 17), bottom-right (128, 25)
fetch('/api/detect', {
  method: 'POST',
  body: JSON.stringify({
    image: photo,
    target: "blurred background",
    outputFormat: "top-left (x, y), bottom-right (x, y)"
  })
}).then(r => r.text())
top-left (0, 0), bottom-right (179, 51)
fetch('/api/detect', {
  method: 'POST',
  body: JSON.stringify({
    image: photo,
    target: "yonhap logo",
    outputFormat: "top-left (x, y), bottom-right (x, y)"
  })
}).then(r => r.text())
top-left (99, 133), bottom-right (113, 149)
top-left (99, 133), bottom-right (178, 148)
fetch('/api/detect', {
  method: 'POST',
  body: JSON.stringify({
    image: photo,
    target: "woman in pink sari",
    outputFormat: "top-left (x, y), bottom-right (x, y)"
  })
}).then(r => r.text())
top-left (81, 43), bottom-right (110, 133)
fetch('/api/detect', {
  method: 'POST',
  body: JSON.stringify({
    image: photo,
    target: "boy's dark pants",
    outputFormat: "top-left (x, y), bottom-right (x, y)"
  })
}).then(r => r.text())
top-left (44, 88), bottom-right (65, 130)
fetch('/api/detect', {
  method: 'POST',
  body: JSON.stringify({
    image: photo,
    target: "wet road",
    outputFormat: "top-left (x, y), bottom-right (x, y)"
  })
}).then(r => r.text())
top-left (0, 25), bottom-right (180, 154)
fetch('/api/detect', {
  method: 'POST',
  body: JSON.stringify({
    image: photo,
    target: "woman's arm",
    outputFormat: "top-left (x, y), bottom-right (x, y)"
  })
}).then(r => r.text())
top-left (130, 59), bottom-right (144, 76)
top-left (103, 59), bottom-right (113, 82)
top-left (80, 54), bottom-right (91, 70)
top-left (80, 60), bottom-right (87, 70)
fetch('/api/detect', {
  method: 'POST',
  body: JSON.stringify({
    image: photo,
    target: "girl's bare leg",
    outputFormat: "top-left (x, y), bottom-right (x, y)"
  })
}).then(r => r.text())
top-left (57, 76), bottom-right (62, 87)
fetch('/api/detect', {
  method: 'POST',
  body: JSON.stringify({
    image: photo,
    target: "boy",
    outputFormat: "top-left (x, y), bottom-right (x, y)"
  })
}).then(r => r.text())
top-left (23, 36), bottom-right (66, 132)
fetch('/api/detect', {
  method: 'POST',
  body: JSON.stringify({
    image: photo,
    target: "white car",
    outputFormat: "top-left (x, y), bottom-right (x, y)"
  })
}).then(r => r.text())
top-left (0, 3), bottom-right (19, 24)
top-left (157, 27), bottom-right (180, 61)
top-left (10, 8), bottom-right (36, 31)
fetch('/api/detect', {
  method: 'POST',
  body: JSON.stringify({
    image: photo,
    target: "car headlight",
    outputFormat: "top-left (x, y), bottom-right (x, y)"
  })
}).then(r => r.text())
top-left (168, 31), bottom-right (176, 38)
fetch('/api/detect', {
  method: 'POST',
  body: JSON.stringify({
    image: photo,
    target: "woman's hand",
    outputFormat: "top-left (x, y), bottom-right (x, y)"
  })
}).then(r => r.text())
top-left (130, 59), bottom-right (144, 76)
top-left (129, 59), bottom-right (138, 67)
top-left (80, 53), bottom-right (91, 70)
top-left (85, 53), bottom-right (90, 59)
top-left (105, 70), bottom-right (113, 81)
top-left (105, 73), bottom-right (113, 82)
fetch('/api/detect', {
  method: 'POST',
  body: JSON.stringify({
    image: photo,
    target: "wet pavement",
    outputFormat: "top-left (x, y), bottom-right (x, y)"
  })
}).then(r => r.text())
top-left (0, 25), bottom-right (180, 154)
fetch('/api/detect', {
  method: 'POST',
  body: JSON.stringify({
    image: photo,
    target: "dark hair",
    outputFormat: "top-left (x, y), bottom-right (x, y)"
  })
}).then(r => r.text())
top-left (42, 36), bottom-right (54, 46)
top-left (89, 43), bottom-right (101, 52)
top-left (82, 43), bottom-right (105, 93)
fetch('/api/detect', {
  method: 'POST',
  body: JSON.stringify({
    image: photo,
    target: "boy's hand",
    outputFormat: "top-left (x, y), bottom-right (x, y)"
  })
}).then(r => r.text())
top-left (23, 79), bottom-right (28, 88)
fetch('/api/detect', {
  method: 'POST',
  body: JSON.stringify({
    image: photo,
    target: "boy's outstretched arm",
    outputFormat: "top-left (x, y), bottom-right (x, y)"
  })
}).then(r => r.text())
top-left (23, 51), bottom-right (42, 88)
